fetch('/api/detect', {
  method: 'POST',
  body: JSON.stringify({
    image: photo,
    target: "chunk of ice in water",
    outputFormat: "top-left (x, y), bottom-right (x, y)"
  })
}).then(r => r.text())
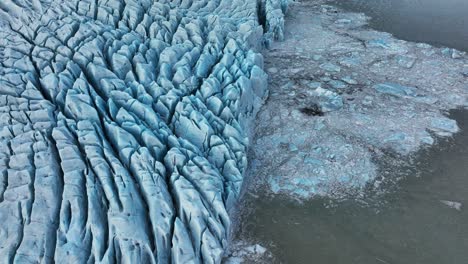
top-left (440, 200), bottom-right (462, 211)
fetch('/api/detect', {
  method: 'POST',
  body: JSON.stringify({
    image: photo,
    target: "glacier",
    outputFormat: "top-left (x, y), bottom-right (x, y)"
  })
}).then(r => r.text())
top-left (0, 0), bottom-right (288, 263)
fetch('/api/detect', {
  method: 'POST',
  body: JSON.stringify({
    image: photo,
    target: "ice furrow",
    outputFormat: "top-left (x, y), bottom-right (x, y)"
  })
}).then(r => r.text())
top-left (0, 0), bottom-right (288, 262)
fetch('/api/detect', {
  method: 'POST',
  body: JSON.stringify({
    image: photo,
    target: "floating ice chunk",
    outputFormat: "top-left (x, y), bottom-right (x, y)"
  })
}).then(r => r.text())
top-left (367, 39), bottom-right (390, 49)
top-left (362, 95), bottom-right (374, 106)
top-left (307, 81), bottom-right (322, 89)
top-left (440, 200), bottom-right (462, 211)
top-left (384, 132), bottom-right (407, 143)
top-left (288, 143), bottom-right (299, 152)
top-left (320, 62), bottom-right (341, 72)
top-left (413, 96), bottom-right (439, 105)
top-left (267, 67), bottom-right (279, 73)
top-left (395, 55), bottom-right (417, 68)
top-left (312, 87), bottom-right (344, 112)
top-left (245, 244), bottom-right (267, 255)
top-left (373, 83), bottom-right (417, 97)
top-left (442, 48), bottom-right (466, 59)
top-left (329, 80), bottom-right (347, 89)
top-left (462, 66), bottom-right (468, 77)
top-left (290, 68), bottom-right (304, 74)
top-left (429, 117), bottom-right (459, 135)
top-left (420, 131), bottom-right (435, 145)
top-left (335, 18), bottom-right (352, 24)
top-left (312, 54), bottom-right (323, 61)
top-left (339, 57), bottom-right (361, 67)
top-left (341, 76), bottom-right (358, 85)
top-left (452, 50), bottom-right (466, 59)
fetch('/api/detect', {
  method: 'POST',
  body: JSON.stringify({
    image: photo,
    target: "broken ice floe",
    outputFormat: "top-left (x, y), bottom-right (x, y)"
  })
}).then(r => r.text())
top-left (224, 242), bottom-right (271, 264)
top-left (245, 1), bottom-right (468, 200)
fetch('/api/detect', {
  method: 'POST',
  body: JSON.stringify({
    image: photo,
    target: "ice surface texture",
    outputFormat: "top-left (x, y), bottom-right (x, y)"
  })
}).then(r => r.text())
top-left (0, 0), bottom-right (287, 263)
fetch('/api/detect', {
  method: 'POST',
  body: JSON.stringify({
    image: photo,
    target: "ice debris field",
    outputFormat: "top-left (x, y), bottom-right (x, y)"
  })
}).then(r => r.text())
top-left (242, 1), bottom-right (468, 203)
top-left (0, 0), bottom-right (287, 263)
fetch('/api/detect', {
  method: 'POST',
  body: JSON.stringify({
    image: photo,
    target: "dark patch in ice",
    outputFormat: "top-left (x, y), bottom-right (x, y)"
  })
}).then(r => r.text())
top-left (299, 105), bottom-right (324, 116)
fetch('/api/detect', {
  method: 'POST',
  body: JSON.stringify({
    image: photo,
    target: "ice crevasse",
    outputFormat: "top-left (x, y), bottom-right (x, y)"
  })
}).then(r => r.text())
top-left (0, 0), bottom-right (288, 263)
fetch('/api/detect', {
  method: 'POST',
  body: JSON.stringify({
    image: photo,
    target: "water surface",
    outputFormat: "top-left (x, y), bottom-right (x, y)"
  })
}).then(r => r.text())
top-left (332, 0), bottom-right (468, 51)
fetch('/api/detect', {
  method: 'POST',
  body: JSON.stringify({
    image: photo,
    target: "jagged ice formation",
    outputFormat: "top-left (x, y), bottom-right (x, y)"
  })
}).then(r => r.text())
top-left (0, 0), bottom-right (287, 263)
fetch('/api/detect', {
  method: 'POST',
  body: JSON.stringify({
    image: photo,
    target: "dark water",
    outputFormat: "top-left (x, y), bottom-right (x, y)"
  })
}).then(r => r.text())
top-left (332, 0), bottom-right (468, 51)
top-left (239, 110), bottom-right (468, 263)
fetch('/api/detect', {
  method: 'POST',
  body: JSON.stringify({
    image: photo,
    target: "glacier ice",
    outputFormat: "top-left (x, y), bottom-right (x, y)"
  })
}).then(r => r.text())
top-left (0, 0), bottom-right (288, 263)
